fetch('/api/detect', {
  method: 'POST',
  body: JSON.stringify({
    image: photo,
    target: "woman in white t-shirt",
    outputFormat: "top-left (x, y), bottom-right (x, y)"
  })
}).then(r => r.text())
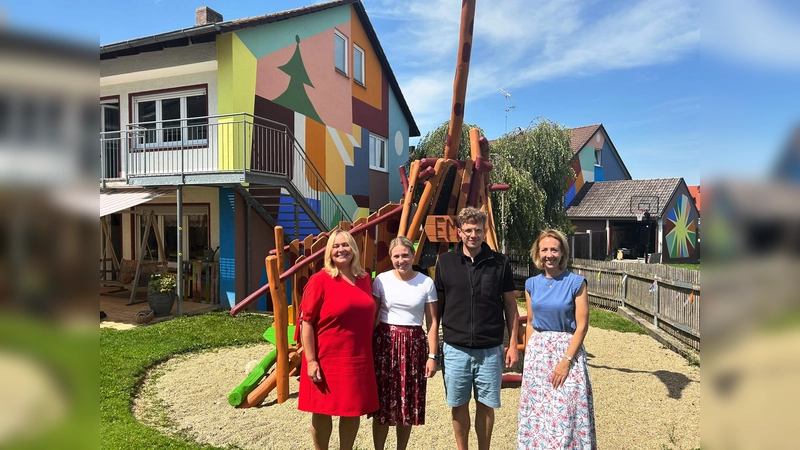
top-left (370, 236), bottom-right (439, 450)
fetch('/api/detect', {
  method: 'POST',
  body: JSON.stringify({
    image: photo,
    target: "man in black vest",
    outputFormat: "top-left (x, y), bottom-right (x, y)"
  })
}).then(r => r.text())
top-left (434, 207), bottom-right (519, 450)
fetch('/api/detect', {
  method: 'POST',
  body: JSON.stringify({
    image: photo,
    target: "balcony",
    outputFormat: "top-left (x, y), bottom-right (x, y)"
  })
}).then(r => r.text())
top-left (100, 113), bottom-right (350, 231)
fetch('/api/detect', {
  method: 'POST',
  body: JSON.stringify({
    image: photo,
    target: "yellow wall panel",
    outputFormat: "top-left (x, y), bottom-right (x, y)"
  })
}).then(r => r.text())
top-left (216, 33), bottom-right (257, 170)
top-left (325, 129), bottom-right (346, 194)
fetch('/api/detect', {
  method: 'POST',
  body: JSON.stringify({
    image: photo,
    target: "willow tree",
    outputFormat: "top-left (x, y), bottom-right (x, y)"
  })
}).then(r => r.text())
top-left (489, 118), bottom-right (575, 255)
top-left (409, 120), bottom-right (482, 165)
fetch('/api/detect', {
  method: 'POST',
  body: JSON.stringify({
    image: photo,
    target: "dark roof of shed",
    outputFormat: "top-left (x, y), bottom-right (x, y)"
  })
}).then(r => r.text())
top-left (99, 0), bottom-right (419, 136)
top-left (566, 178), bottom-right (684, 219)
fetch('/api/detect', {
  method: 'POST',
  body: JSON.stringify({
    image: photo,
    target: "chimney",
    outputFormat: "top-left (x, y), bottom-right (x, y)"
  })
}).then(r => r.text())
top-left (196, 6), bottom-right (223, 26)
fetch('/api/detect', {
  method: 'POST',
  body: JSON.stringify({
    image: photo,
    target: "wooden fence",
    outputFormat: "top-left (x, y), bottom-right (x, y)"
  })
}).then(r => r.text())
top-left (508, 256), bottom-right (700, 352)
top-left (571, 258), bottom-right (700, 351)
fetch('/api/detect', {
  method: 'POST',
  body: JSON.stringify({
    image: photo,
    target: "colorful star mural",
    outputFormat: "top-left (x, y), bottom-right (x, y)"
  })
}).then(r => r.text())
top-left (664, 194), bottom-right (697, 258)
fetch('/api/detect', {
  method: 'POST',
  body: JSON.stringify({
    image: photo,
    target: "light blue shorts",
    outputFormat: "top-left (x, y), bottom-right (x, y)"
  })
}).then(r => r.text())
top-left (441, 342), bottom-right (503, 408)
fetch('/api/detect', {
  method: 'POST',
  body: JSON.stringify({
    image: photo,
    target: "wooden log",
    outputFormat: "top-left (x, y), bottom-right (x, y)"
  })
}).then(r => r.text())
top-left (352, 217), bottom-right (368, 268)
top-left (408, 159), bottom-right (451, 242)
top-left (447, 164), bottom-right (464, 216)
top-left (456, 159), bottom-right (474, 212)
top-left (484, 199), bottom-right (498, 250)
top-left (362, 212), bottom-right (377, 275)
top-left (287, 239), bottom-right (300, 325)
top-left (399, 160), bottom-right (421, 237)
top-left (274, 225), bottom-right (285, 274)
top-left (469, 128), bottom-right (483, 161)
top-left (443, 0), bottom-right (477, 160)
top-left (376, 203), bottom-right (400, 274)
top-left (265, 255), bottom-right (290, 404)
top-left (311, 234), bottom-right (328, 272)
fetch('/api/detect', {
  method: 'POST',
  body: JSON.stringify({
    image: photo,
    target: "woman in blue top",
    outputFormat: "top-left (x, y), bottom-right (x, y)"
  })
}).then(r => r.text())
top-left (517, 229), bottom-right (597, 450)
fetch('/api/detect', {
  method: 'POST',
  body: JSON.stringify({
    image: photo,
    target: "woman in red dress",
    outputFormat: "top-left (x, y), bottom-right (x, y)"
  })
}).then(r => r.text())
top-left (297, 229), bottom-right (378, 450)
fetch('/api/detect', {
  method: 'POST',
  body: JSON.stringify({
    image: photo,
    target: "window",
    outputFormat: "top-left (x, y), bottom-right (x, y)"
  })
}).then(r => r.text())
top-left (132, 87), bottom-right (207, 149)
top-left (334, 30), bottom-right (348, 75)
top-left (353, 45), bottom-right (365, 85)
top-left (594, 148), bottom-right (602, 166)
top-left (369, 133), bottom-right (387, 171)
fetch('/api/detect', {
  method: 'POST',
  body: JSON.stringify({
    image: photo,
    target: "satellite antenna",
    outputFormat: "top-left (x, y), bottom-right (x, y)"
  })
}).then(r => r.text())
top-left (498, 88), bottom-right (515, 134)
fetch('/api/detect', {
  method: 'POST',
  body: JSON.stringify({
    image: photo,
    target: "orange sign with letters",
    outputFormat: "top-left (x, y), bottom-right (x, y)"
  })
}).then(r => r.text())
top-left (424, 215), bottom-right (460, 242)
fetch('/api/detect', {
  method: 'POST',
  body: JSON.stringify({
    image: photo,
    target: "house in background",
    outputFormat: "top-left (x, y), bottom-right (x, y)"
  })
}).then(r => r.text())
top-left (688, 185), bottom-right (701, 213)
top-left (566, 177), bottom-right (700, 263)
top-left (565, 124), bottom-right (632, 206)
top-left (100, 0), bottom-right (418, 310)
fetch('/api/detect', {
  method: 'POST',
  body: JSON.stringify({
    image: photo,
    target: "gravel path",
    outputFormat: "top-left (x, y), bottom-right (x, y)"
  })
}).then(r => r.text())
top-left (134, 328), bottom-right (699, 449)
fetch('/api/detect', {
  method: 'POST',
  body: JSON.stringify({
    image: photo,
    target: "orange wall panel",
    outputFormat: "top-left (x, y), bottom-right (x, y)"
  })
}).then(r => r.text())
top-left (350, 6), bottom-right (382, 110)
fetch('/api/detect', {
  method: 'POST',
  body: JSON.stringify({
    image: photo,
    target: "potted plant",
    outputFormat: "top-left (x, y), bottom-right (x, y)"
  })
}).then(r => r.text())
top-left (147, 272), bottom-right (177, 317)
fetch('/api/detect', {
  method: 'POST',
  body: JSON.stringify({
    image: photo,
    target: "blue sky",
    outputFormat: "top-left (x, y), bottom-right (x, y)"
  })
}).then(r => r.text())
top-left (5, 0), bottom-right (800, 186)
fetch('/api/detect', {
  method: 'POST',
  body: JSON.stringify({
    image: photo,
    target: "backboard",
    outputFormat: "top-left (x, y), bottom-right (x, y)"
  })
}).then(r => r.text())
top-left (629, 195), bottom-right (659, 216)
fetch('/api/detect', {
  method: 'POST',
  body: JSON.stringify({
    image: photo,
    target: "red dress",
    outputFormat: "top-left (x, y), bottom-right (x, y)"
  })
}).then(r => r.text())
top-left (297, 271), bottom-right (379, 416)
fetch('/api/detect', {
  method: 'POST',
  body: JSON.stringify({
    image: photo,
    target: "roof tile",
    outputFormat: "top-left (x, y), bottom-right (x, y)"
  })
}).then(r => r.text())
top-left (566, 178), bottom-right (683, 219)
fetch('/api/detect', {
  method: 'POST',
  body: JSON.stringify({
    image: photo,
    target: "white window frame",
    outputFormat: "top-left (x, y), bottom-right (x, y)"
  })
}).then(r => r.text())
top-left (334, 30), bottom-right (348, 76)
top-left (369, 133), bottom-right (388, 172)
top-left (131, 87), bottom-right (207, 149)
top-left (353, 44), bottom-right (365, 86)
top-left (594, 148), bottom-right (602, 166)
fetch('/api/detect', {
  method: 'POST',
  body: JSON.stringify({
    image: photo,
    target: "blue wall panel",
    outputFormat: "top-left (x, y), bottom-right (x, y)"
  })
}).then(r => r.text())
top-left (219, 188), bottom-right (236, 309)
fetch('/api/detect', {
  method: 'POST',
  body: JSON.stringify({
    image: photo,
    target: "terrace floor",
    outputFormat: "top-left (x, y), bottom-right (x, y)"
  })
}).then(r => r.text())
top-left (100, 287), bottom-right (219, 330)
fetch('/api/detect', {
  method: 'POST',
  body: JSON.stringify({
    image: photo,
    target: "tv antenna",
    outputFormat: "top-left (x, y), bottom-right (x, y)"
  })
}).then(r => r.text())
top-left (498, 88), bottom-right (515, 134)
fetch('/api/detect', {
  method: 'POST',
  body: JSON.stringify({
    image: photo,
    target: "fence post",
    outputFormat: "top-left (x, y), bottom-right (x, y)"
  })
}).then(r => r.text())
top-left (653, 276), bottom-right (659, 328)
top-left (570, 235), bottom-right (575, 260)
top-left (587, 230), bottom-right (592, 260)
top-left (621, 273), bottom-right (628, 308)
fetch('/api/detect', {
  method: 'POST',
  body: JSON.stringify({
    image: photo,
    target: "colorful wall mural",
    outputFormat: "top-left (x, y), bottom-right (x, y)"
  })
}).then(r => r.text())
top-left (564, 128), bottom-right (630, 206)
top-left (663, 193), bottom-right (698, 260)
top-left (215, 4), bottom-right (411, 223)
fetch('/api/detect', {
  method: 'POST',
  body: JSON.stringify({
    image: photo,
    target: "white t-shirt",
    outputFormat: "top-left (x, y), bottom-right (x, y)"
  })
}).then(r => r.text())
top-left (373, 271), bottom-right (438, 326)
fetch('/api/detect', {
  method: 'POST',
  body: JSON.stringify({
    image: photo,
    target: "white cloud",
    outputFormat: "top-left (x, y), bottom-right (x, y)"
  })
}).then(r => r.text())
top-left (366, 0), bottom-right (699, 133)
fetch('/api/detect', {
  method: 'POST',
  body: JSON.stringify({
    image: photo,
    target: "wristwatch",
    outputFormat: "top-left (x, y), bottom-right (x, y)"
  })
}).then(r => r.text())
top-left (428, 353), bottom-right (437, 360)
top-left (564, 354), bottom-right (574, 363)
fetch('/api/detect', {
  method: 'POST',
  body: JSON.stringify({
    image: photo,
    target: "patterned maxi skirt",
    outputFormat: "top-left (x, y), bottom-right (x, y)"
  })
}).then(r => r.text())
top-left (370, 323), bottom-right (427, 426)
top-left (517, 331), bottom-right (597, 450)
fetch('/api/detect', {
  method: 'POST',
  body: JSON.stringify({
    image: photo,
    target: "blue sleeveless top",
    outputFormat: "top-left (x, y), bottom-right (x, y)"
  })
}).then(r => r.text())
top-left (524, 271), bottom-right (585, 333)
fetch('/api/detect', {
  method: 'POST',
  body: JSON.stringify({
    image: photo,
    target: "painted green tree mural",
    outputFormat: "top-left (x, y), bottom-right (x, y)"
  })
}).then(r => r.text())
top-left (273, 35), bottom-right (323, 124)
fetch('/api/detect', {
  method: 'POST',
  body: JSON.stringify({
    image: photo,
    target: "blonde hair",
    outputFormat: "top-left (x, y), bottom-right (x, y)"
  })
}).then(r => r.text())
top-left (323, 229), bottom-right (367, 278)
top-left (389, 236), bottom-right (415, 255)
top-left (530, 229), bottom-right (570, 271)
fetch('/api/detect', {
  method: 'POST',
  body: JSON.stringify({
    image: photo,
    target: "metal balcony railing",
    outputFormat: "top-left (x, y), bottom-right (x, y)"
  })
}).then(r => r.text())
top-left (100, 113), bottom-right (351, 229)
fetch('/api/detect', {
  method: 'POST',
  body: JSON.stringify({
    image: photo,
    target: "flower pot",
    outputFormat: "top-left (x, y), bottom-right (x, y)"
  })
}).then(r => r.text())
top-left (147, 291), bottom-right (176, 317)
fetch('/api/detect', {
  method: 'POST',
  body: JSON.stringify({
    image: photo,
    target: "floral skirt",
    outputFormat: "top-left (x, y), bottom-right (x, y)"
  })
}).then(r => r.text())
top-left (517, 331), bottom-right (597, 450)
top-left (370, 323), bottom-right (427, 426)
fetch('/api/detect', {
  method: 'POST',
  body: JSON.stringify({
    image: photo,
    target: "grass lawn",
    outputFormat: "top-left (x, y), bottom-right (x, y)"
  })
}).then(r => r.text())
top-left (101, 311), bottom-right (273, 449)
top-left (665, 263), bottom-right (700, 271)
top-left (516, 297), bottom-right (645, 334)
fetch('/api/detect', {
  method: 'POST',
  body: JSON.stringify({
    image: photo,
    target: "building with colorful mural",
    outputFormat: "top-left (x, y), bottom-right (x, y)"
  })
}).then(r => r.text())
top-left (566, 177), bottom-right (700, 263)
top-left (99, 0), bottom-right (418, 310)
top-left (565, 124), bottom-right (632, 207)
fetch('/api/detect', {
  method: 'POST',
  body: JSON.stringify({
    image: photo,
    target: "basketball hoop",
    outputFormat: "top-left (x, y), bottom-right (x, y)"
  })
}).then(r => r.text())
top-left (635, 210), bottom-right (645, 222)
